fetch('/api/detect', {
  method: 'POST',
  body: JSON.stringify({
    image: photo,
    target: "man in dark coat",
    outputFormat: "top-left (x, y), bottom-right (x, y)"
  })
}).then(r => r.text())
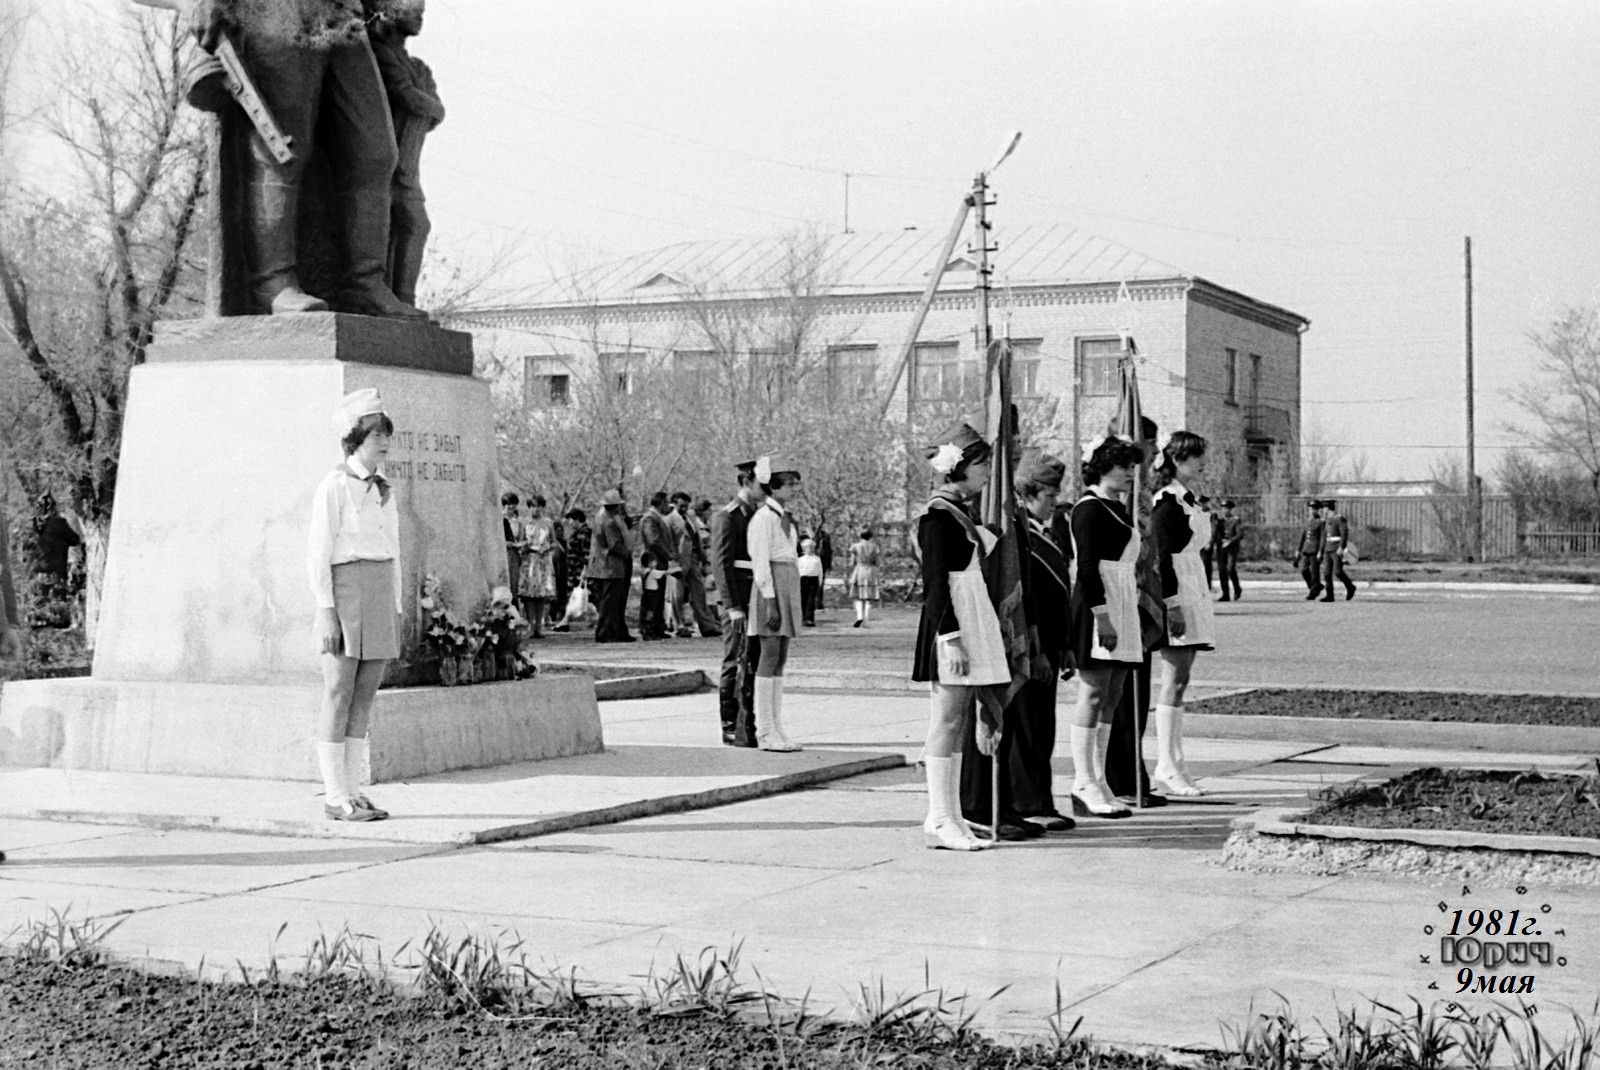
top-left (1319, 499), bottom-right (1357, 601)
top-left (589, 490), bottom-right (634, 643)
top-left (709, 461), bottom-right (764, 745)
top-left (1296, 499), bottom-right (1326, 600)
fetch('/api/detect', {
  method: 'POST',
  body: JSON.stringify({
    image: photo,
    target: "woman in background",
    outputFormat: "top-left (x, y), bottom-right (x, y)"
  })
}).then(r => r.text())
top-left (847, 528), bottom-right (881, 628)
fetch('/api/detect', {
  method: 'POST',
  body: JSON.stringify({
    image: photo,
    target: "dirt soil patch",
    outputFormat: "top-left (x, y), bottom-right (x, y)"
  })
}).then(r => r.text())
top-left (1302, 766), bottom-right (1600, 839)
top-left (1192, 688), bottom-right (1600, 727)
top-left (0, 958), bottom-right (1176, 1070)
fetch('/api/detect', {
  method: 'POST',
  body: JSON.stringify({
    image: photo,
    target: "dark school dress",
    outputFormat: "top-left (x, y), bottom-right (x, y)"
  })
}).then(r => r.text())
top-left (1068, 492), bottom-right (1137, 671)
top-left (911, 500), bottom-right (974, 683)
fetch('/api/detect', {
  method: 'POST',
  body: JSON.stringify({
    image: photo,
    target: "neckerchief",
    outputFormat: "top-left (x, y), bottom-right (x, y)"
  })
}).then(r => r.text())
top-left (343, 462), bottom-right (391, 506)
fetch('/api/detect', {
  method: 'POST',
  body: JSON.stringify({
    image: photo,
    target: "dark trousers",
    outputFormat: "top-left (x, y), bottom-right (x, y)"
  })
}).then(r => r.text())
top-left (238, 37), bottom-right (397, 301)
top-left (1217, 543), bottom-right (1241, 599)
top-left (1009, 674), bottom-right (1060, 816)
top-left (1322, 552), bottom-right (1355, 596)
top-left (593, 576), bottom-right (631, 641)
top-left (800, 575), bottom-right (821, 625)
top-left (960, 699), bottom-right (1016, 826)
top-left (1105, 655), bottom-right (1154, 799)
top-left (1298, 555), bottom-right (1322, 594)
top-left (683, 567), bottom-right (721, 635)
top-left (1200, 548), bottom-right (1215, 590)
top-left (640, 587), bottom-right (666, 639)
top-left (718, 607), bottom-right (760, 740)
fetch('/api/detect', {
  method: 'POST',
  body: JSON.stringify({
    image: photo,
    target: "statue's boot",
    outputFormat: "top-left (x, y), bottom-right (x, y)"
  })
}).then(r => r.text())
top-left (337, 189), bottom-right (428, 320)
top-left (250, 175), bottom-right (327, 314)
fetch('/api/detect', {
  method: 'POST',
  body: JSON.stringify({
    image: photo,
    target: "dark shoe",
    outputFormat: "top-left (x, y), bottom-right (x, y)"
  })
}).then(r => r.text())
top-left (352, 795), bottom-right (389, 820)
top-left (721, 729), bottom-right (738, 746)
top-left (1320, 596), bottom-right (1335, 603)
top-left (551, 624), bottom-right (570, 633)
top-left (989, 820), bottom-right (1043, 841)
top-left (1116, 791), bottom-right (1168, 808)
top-left (852, 619), bottom-right (863, 628)
top-left (1345, 585), bottom-right (1357, 601)
top-left (803, 620), bottom-right (816, 627)
top-left (337, 285), bottom-right (429, 320)
top-left (1218, 595), bottom-right (1231, 602)
top-left (0, 849), bottom-right (7, 864)
top-left (1304, 588), bottom-right (1322, 600)
top-left (701, 629), bottom-right (722, 638)
top-left (325, 799), bottom-right (381, 822)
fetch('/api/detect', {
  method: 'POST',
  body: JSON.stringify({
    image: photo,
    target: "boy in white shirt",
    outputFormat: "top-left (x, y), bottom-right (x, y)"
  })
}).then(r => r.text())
top-left (797, 538), bottom-right (823, 627)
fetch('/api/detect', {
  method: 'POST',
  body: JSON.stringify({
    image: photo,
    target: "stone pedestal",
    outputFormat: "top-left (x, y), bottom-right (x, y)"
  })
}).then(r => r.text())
top-left (0, 314), bottom-right (603, 781)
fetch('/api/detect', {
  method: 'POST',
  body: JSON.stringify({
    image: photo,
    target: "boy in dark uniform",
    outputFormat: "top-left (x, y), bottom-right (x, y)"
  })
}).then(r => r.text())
top-left (710, 461), bottom-right (765, 746)
top-left (1296, 499), bottom-right (1325, 600)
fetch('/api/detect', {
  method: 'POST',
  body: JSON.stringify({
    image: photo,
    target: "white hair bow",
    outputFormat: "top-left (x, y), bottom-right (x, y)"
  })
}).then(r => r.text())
top-left (1156, 430), bottom-right (1174, 455)
top-left (754, 456), bottom-right (772, 484)
top-left (929, 442), bottom-right (964, 476)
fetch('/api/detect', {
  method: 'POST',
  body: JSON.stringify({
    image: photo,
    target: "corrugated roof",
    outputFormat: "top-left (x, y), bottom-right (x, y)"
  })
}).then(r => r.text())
top-left (501, 224), bottom-right (1190, 309)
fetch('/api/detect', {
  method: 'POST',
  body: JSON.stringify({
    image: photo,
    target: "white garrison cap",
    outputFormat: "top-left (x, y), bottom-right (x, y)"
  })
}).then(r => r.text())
top-left (331, 388), bottom-right (386, 435)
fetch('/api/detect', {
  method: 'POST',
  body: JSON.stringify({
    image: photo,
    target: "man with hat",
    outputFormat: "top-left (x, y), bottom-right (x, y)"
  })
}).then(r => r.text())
top-left (1319, 498), bottom-right (1357, 602)
top-left (1295, 499), bottom-right (1326, 600)
top-left (1215, 498), bottom-right (1243, 602)
top-left (710, 459), bottom-right (765, 745)
top-left (589, 488), bottom-right (635, 642)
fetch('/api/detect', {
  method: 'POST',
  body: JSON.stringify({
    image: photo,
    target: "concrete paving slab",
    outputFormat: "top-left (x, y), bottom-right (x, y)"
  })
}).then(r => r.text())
top-left (0, 879), bottom-right (206, 934)
top-left (0, 744), bottom-right (903, 846)
top-left (0, 828), bottom-right (437, 896)
top-left (0, 817), bottom-right (145, 853)
top-left (1305, 746), bottom-right (1594, 771)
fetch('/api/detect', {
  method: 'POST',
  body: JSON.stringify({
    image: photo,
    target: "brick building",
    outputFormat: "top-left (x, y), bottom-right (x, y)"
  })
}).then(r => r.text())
top-left (455, 224), bottom-right (1309, 490)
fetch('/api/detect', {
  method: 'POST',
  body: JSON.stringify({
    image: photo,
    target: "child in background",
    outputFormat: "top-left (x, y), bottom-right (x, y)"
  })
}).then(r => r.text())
top-left (640, 549), bottom-right (668, 640)
top-left (797, 538), bottom-right (824, 626)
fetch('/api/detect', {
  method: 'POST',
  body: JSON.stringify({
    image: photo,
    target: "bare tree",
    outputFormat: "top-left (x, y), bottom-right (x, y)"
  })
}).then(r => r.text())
top-left (1297, 414), bottom-right (1349, 494)
top-left (0, 9), bottom-right (208, 639)
top-left (1508, 304), bottom-right (1600, 507)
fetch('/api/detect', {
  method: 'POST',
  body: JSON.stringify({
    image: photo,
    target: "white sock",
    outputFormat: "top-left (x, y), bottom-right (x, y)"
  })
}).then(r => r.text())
top-left (1069, 725), bottom-right (1096, 790)
top-left (854, 600), bottom-right (864, 622)
top-left (864, 603), bottom-right (872, 623)
top-left (754, 676), bottom-right (775, 737)
top-left (1094, 723), bottom-right (1113, 785)
top-left (344, 735), bottom-right (371, 792)
top-left (1154, 704), bottom-right (1180, 772)
top-left (1172, 706), bottom-right (1188, 765)
top-left (771, 677), bottom-right (798, 747)
top-left (317, 741), bottom-right (350, 807)
top-left (924, 755), bottom-right (953, 826)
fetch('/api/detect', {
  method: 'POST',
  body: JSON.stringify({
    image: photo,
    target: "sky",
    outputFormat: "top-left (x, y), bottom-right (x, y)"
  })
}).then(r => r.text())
top-left (13, 0), bottom-right (1600, 482)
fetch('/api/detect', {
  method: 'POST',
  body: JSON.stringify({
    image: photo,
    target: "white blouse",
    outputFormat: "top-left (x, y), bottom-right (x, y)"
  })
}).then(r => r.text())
top-left (747, 500), bottom-right (799, 599)
top-left (307, 456), bottom-right (402, 612)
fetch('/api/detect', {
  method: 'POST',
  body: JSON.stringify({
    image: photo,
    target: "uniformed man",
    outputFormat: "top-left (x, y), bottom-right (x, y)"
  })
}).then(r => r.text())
top-left (1216, 499), bottom-right (1243, 602)
top-left (1295, 499), bottom-right (1326, 600)
top-left (710, 461), bottom-right (766, 746)
top-left (1319, 499), bottom-right (1357, 601)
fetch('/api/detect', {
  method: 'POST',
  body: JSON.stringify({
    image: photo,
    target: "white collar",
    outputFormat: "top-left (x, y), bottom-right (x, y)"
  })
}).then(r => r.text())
top-left (347, 455), bottom-right (374, 479)
top-left (765, 499), bottom-right (787, 516)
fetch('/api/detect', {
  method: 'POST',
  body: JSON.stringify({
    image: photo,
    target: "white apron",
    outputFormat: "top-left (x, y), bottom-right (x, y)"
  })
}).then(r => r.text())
top-left (1088, 517), bottom-right (1144, 665)
top-left (1161, 487), bottom-right (1218, 648)
top-left (937, 526), bottom-right (1011, 686)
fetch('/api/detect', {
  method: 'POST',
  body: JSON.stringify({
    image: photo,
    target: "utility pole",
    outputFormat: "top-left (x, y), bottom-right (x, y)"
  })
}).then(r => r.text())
top-left (843, 173), bottom-right (851, 234)
top-left (973, 169), bottom-right (995, 377)
top-left (1464, 236), bottom-right (1478, 560)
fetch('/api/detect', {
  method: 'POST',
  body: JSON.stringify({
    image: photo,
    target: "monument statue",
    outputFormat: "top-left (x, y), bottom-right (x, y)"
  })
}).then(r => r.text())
top-left (172, 0), bottom-right (428, 319)
top-left (368, 0), bottom-right (443, 309)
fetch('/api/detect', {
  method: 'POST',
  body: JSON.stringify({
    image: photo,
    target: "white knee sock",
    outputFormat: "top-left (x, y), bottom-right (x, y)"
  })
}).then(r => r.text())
top-left (317, 741), bottom-right (350, 806)
top-left (1069, 725), bottom-right (1096, 790)
top-left (1172, 705), bottom-right (1188, 765)
top-left (771, 676), bottom-right (799, 748)
top-left (753, 676), bottom-right (775, 737)
top-left (1154, 704), bottom-right (1180, 772)
top-left (925, 755), bottom-right (954, 827)
top-left (1094, 723), bottom-right (1113, 786)
top-left (854, 600), bottom-right (865, 622)
top-left (344, 735), bottom-right (371, 792)
top-left (864, 602), bottom-right (872, 623)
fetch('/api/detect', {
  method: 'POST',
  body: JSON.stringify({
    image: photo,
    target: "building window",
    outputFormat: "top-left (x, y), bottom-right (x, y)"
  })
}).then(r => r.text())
top-left (673, 350), bottom-right (718, 395)
top-left (1076, 337), bottom-right (1122, 397)
top-left (913, 342), bottom-right (980, 405)
top-left (524, 355), bottom-right (572, 409)
top-left (1249, 352), bottom-right (1263, 406)
top-left (1010, 338), bottom-right (1042, 398)
top-left (1224, 348), bottom-right (1238, 405)
top-left (599, 352), bottom-right (644, 395)
top-left (828, 345), bottom-right (878, 400)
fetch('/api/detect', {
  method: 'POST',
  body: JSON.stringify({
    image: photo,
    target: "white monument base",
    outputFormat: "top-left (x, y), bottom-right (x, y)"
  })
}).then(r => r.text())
top-left (0, 675), bottom-right (602, 782)
top-left (0, 314), bottom-right (604, 781)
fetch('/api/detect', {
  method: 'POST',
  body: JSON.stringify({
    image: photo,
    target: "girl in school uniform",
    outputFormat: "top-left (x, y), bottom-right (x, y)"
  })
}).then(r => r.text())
top-left (1067, 434), bottom-right (1148, 819)
top-left (747, 454), bottom-right (805, 752)
top-left (308, 388), bottom-right (402, 822)
top-left (1149, 430), bottom-right (1215, 796)
top-left (911, 421), bottom-right (1008, 851)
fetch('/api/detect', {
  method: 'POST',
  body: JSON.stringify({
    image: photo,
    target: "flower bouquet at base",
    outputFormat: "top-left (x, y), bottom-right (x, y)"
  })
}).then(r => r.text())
top-left (419, 573), bottom-right (472, 685)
